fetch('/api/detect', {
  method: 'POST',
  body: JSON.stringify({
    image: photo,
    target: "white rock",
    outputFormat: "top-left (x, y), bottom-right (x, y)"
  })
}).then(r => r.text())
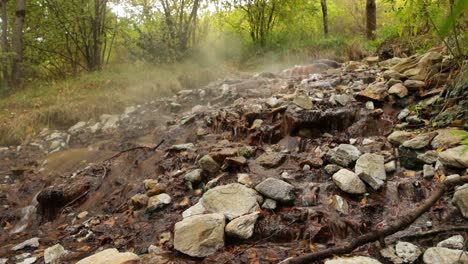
top-left (17, 257), bottom-right (37, 264)
top-left (174, 213), bottom-right (225, 257)
top-left (423, 164), bottom-right (435, 178)
top-left (452, 184), bottom-right (468, 218)
top-left (384, 160), bottom-right (396, 172)
top-left (182, 201), bottom-right (206, 218)
top-left (439, 146), bottom-right (468, 168)
top-left (11, 237), bottom-right (40, 251)
top-left (395, 241), bottom-right (422, 263)
top-left (355, 153), bottom-right (386, 190)
top-left (237, 173), bottom-right (254, 187)
top-left (76, 248), bottom-right (139, 264)
top-left (332, 169), bottom-right (366, 194)
top-left (44, 244), bottom-right (66, 264)
top-left (388, 131), bottom-right (414, 145)
top-left (437, 235), bottom-right (464, 249)
top-left (423, 247), bottom-right (468, 264)
top-left (325, 256), bottom-right (382, 264)
top-left (225, 212), bottom-right (259, 239)
top-left (255, 178), bottom-right (295, 203)
top-left (262, 198), bottom-right (277, 210)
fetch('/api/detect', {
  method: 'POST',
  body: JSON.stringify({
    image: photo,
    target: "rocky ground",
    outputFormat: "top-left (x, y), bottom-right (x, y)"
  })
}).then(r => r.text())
top-left (0, 50), bottom-right (467, 264)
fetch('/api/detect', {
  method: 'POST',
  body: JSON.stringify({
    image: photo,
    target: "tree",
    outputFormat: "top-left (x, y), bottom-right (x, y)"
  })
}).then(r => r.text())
top-left (366, 0), bottom-right (376, 39)
top-left (320, 0), bottom-right (328, 36)
top-left (0, 0), bottom-right (9, 88)
top-left (12, 0), bottom-right (25, 84)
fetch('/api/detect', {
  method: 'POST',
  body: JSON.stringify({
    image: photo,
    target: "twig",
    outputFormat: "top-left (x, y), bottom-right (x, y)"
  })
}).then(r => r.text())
top-left (103, 139), bottom-right (165, 162)
top-left (285, 176), bottom-right (468, 264)
top-left (396, 226), bottom-right (468, 241)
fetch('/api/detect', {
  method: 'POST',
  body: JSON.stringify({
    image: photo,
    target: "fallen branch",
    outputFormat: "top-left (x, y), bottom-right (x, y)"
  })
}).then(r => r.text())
top-left (103, 139), bottom-right (165, 162)
top-left (397, 226), bottom-right (468, 241)
top-left (286, 176), bottom-right (468, 264)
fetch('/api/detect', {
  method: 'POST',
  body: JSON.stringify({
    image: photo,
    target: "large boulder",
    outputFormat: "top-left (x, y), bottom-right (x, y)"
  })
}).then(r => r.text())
top-left (201, 183), bottom-right (259, 220)
top-left (173, 213), bottom-right (225, 257)
top-left (255, 178), bottom-right (295, 203)
top-left (431, 129), bottom-right (462, 149)
top-left (332, 169), bottom-right (366, 194)
top-left (76, 248), bottom-right (139, 264)
top-left (423, 247), bottom-right (468, 264)
top-left (355, 153), bottom-right (386, 190)
top-left (439, 146), bottom-right (468, 168)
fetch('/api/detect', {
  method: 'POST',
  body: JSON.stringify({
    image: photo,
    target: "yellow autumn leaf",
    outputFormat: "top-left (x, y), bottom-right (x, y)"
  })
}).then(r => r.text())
top-left (436, 147), bottom-right (445, 153)
top-left (309, 244), bottom-right (316, 252)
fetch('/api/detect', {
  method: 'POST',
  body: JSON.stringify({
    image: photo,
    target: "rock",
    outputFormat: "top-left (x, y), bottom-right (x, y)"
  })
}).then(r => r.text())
top-left (423, 247), bottom-right (468, 264)
top-left (388, 131), bottom-right (415, 146)
top-left (76, 248), bottom-right (139, 264)
top-left (437, 235), bottom-right (464, 249)
top-left (255, 178), bottom-right (295, 203)
top-left (143, 179), bottom-right (158, 190)
top-left (358, 82), bottom-right (388, 101)
top-left (182, 201), bottom-right (206, 218)
top-left (237, 173), bottom-right (254, 187)
top-left (171, 143), bottom-right (195, 151)
top-left (402, 132), bottom-right (437, 149)
top-left (388, 83), bottom-right (408, 98)
top-left (174, 213), bottom-right (225, 257)
top-left (452, 184), bottom-right (468, 218)
top-left (404, 80), bottom-right (425, 89)
top-left (130, 194), bottom-right (148, 209)
top-left (439, 146), bottom-right (468, 168)
top-left (303, 164), bottom-right (311, 171)
top-left (398, 146), bottom-right (425, 170)
top-left (225, 212), bottom-right (259, 239)
top-left (199, 155), bottom-right (221, 173)
top-left (384, 160), bottom-right (396, 172)
top-left (293, 89), bottom-right (313, 109)
top-left (423, 164), bottom-right (435, 178)
top-left (417, 150), bottom-right (438, 164)
top-left (100, 114), bottom-right (119, 131)
top-left (326, 144), bottom-right (361, 167)
top-left (431, 129), bottom-right (462, 149)
top-left (387, 78), bottom-right (402, 87)
top-left (329, 195), bottom-right (349, 214)
top-left (332, 169), bottom-right (366, 194)
top-left (395, 241), bottom-right (422, 263)
top-left (334, 94), bottom-right (355, 106)
top-left (44, 244), bottom-right (66, 264)
top-left (383, 69), bottom-right (406, 80)
top-left (262, 198), bottom-right (277, 210)
top-left (0, 259), bottom-right (6, 264)
top-left (17, 257), bottom-right (37, 264)
top-left (146, 183), bottom-right (167, 197)
top-left (184, 169), bottom-right (203, 183)
top-left (355, 153), bottom-right (386, 190)
top-left (68, 121), bottom-right (87, 134)
top-left (365, 101), bottom-right (375, 110)
top-left (325, 164), bottom-right (342, 174)
top-left (397, 109), bottom-right (410, 120)
top-left (201, 183), bottom-right (259, 220)
top-left (256, 152), bottom-right (286, 168)
top-left (77, 211), bottom-right (88, 219)
top-left (325, 256), bottom-right (382, 264)
top-left (11, 237), bottom-right (40, 251)
top-left (146, 193), bottom-right (171, 212)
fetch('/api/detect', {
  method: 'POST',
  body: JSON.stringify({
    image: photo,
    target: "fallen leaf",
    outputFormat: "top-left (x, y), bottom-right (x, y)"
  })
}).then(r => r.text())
top-left (403, 170), bottom-right (416, 177)
top-left (309, 243), bottom-right (316, 252)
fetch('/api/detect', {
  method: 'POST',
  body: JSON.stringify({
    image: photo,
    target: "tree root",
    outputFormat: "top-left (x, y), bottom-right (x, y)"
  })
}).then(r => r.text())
top-left (285, 176), bottom-right (468, 264)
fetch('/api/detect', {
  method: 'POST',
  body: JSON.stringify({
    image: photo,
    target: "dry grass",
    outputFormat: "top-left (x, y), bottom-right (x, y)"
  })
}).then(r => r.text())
top-left (0, 61), bottom-right (225, 146)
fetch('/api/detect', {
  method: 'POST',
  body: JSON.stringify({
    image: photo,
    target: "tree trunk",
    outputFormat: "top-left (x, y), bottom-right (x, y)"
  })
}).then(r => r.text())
top-left (0, 0), bottom-right (9, 88)
top-left (320, 0), bottom-right (328, 36)
top-left (12, 0), bottom-right (25, 85)
top-left (366, 0), bottom-right (376, 40)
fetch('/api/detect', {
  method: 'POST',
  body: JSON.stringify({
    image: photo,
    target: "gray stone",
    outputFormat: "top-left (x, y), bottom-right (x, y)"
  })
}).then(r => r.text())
top-left (332, 169), bottom-right (366, 194)
top-left (262, 198), bottom-right (277, 210)
top-left (355, 153), bottom-right (386, 190)
top-left (68, 121), bottom-right (87, 134)
top-left (452, 184), bottom-right (468, 218)
top-left (417, 150), bottom-right (438, 164)
top-left (404, 80), bottom-right (425, 89)
top-left (334, 94), bottom-right (355, 106)
top-left (146, 193), bottom-right (171, 212)
top-left (237, 173), bottom-right (254, 187)
top-left (402, 132), bottom-right (437, 149)
top-left (326, 144), bottom-right (361, 167)
top-left (431, 129), bottom-right (462, 149)
top-left (44, 244), bottom-right (66, 264)
top-left (439, 146), bottom-right (468, 168)
top-left (202, 183), bottom-right (259, 220)
top-left (182, 201), bottom-right (206, 218)
top-left (255, 178), bottom-right (295, 203)
top-left (325, 164), bottom-right (342, 174)
top-left (423, 164), bottom-right (435, 179)
top-left (388, 131), bottom-right (414, 145)
top-left (383, 69), bottom-right (406, 80)
top-left (199, 155), bottom-right (221, 173)
top-left (174, 213), bottom-right (225, 257)
top-left (293, 89), bottom-right (313, 109)
top-left (423, 247), bottom-right (468, 264)
top-left (100, 114), bottom-right (120, 131)
top-left (76, 248), bottom-right (140, 264)
top-left (437, 235), bottom-right (464, 250)
top-left (388, 83), bottom-right (408, 98)
top-left (325, 256), bottom-right (382, 264)
top-left (225, 212), bottom-right (259, 239)
top-left (256, 152), bottom-right (286, 168)
top-left (184, 169), bottom-right (203, 183)
top-left (171, 143), bottom-right (195, 151)
top-left (17, 257), bottom-right (37, 264)
top-left (386, 78), bottom-right (403, 87)
top-left (365, 101), bottom-right (375, 110)
top-left (397, 109), bottom-right (410, 120)
top-left (384, 160), bottom-right (396, 172)
top-left (395, 241), bottom-right (422, 263)
top-left (11, 237), bottom-right (40, 251)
